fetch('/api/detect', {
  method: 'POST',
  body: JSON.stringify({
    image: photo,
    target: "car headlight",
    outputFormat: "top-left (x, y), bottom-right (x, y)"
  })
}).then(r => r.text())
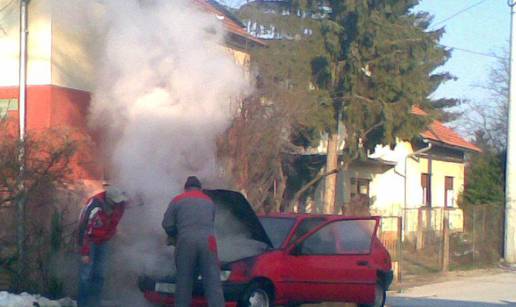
top-left (197, 270), bottom-right (231, 282)
top-left (155, 282), bottom-right (176, 294)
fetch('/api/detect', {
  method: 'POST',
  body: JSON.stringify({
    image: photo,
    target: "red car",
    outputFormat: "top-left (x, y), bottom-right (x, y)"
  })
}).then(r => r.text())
top-left (139, 190), bottom-right (393, 307)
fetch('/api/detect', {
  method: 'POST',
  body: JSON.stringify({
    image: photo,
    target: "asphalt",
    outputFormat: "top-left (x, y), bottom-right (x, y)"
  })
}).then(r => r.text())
top-left (386, 270), bottom-right (516, 307)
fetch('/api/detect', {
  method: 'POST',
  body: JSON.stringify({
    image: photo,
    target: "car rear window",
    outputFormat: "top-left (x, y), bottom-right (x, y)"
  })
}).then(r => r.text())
top-left (259, 217), bottom-right (296, 248)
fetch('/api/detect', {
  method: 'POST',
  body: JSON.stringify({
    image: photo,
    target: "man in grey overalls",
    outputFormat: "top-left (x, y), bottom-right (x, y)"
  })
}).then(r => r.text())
top-left (162, 176), bottom-right (225, 307)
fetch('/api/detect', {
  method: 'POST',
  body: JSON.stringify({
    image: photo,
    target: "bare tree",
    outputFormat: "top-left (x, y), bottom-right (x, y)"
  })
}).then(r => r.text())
top-left (219, 90), bottom-right (303, 212)
top-left (465, 49), bottom-right (509, 152)
top-left (0, 119), bottom-right (82, 291)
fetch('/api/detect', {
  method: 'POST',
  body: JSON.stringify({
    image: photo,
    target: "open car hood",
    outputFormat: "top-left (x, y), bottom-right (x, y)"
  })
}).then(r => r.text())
top-left (204, 189), bottom-right (273, 249)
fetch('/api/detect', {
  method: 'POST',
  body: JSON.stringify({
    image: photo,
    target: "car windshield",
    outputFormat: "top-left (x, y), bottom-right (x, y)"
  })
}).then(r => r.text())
top-left (259, 217), bottom-right (296, 248)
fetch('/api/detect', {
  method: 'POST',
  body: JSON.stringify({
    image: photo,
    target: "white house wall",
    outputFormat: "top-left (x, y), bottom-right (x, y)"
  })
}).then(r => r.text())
top-left (0, 0), bottom-right (52, 86)
top-left (313, 141), bottom-right (465, 213)
top-left (418, 158), bottom-right (465, 208)
top-left (50, 0), bottom-right (103, 91)
top-left (2, 0), bottom-right (250, 92)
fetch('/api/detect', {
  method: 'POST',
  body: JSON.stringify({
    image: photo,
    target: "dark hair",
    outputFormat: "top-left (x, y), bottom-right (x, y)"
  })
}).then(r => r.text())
top-left (184, 176), bottom-right (202, 190)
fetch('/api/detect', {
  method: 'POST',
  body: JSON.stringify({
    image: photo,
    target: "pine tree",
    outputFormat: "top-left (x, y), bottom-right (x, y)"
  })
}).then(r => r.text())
top-left (232, 1), bottom-right (456, 212)
top-left (308, 0), bottom-right (454, 213)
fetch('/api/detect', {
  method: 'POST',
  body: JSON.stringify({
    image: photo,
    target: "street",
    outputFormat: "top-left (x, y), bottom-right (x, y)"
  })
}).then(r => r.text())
top-left (387, 270), bottom-right (516, 306)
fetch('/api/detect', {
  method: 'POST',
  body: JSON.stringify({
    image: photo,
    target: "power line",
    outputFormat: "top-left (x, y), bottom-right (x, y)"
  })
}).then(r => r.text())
top-left (440, 44), bottom-right (508, 61)
top-left (0, 0), bottom-right (16, 13)
top-left (0, 0), bottom-right (16, 36)
top-left (431, 0), bottom-right (491, 29)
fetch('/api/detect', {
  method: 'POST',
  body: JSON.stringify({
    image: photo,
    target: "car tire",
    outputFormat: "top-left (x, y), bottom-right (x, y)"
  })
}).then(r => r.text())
top-left (358, 282), bottom-right (386, 307)
top-left (238, 282), bottom-right (273, 307)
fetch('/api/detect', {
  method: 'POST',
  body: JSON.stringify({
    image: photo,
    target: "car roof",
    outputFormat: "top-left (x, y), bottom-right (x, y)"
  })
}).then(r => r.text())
top-left (258, 212), bottom-right (379, 221)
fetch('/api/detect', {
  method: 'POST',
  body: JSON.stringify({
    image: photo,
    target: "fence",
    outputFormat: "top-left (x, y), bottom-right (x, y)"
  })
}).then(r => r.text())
top-left (376, 204), bottom-right (504, 284)
top-left (394, 204), bottom-right (504, 277)
top-left (378, 216), bottom-right (402, 281)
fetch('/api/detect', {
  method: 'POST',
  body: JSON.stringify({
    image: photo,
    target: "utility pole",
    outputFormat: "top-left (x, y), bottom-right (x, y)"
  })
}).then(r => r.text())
top-left (18, 0), bottom-right (28, 142)
top-left (16, 0), bottom-right (29, 282)
top-left (505, 0), bottom-right (516, 264)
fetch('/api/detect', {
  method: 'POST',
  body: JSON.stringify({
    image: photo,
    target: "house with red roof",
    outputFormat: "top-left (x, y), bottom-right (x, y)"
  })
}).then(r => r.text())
top-left (305, 106), bottom-right (480, 239)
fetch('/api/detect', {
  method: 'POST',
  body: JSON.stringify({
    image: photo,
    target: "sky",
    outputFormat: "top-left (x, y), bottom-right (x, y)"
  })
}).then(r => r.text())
top-left (415, 0), bottom-right (510, 106)
top-left (218, 0), bottom-right (511, 113)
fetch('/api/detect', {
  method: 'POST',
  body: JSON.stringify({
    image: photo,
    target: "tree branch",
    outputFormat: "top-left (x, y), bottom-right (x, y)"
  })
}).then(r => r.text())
top-left (361, 120), bottom-right (385, 139)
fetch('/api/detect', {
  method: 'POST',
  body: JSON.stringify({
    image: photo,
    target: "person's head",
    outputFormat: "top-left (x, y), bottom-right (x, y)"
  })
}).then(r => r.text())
top-left (104, 186), bottom-right (128, 213)
top-left (184, 176), bottom-right (202, 191)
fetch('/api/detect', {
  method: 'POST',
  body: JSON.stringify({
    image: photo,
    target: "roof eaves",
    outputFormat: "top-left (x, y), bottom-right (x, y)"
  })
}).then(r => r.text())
top-left (421, 138), bottom-right (482, 153)
top-left (193, 0), bottom-right (266, 47)
top-left (412, 106), bottom-right (480, 153)
top-left (207, 0), bottom-right (245, 27)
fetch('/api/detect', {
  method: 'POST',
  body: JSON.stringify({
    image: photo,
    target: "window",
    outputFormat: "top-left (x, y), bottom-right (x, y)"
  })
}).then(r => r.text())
top-left (421, 173), bottom-right (431, 206)
top-left (301, 224), bottom-right (336, 254)
top-left (350, 178), bottom-right (370, 198)
top-left (289, 217), bottom-right (326, 244)
top-left (445, 176), bottom-right (454, 207)
top-left (300, 219), bottom-right (376, 255)
top-left (259, 217), bottom-right (296, 248)
top-left (0, 99), bottom-right (18, 118)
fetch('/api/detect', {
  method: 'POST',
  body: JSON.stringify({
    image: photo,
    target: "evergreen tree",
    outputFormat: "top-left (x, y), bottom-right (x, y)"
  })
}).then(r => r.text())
top-left (463, 150), bottom-right (505, 206)
top-left (232, 1), bottom-right (456, 212)
top-left (307, 0), bottom-right (454, 212)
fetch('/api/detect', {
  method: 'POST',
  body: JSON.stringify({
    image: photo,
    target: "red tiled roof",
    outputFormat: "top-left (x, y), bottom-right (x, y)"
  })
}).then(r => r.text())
top-left (192, 0), bottom-right (266, 46)
top-left (411, 106), bottom-right (481, 152)
top-left (411, 105), bottom-right (428, 116)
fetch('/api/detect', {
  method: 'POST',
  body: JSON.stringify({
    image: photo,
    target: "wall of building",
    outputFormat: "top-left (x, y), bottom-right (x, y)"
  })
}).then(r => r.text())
top-left (2, 0), bottom-right (251, 91)
top-left (349, 141), bottom-right (466, 210)
top-left (225, 47), bottom-right (250, 68)
top-left (0, 0), bottom-right (52, 86)
top-left (0, 85), bottom-right (102, 180)
top-left (50, 1), bottom-right (104, 91)
top-left (418, 157), bottom-right (465, 208)
top-left (0, 0), bottom-right (101, 90)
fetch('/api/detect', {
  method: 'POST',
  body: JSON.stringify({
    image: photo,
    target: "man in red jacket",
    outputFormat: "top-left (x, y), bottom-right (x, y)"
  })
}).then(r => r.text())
top-left (77, 185), bottom-right (127, 307)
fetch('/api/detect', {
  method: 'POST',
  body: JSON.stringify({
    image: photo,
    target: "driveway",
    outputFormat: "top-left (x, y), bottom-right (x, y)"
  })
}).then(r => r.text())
top-left (387, 270), bottom-right (516, 306)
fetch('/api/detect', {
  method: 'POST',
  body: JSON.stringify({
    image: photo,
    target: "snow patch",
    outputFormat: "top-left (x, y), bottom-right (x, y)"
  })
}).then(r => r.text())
top-left (0, 292), bottom-right (76, 307)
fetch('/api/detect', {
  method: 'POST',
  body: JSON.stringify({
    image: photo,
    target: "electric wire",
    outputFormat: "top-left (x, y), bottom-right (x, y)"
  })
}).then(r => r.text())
top-left (431, 0), bottom-right (491, 29)
top-left (0, 0), bottom-right (15, 13)
top-left (439, 45), bottom-right (508, 61)
top-left (0, 0), bottom-right (16, 35)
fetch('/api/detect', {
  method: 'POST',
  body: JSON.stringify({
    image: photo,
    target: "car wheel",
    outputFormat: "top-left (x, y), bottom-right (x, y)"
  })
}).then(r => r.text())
top-left (358, 282), bottom-right (386, 307)
top-left (239, 282), bottom-right (273, 307)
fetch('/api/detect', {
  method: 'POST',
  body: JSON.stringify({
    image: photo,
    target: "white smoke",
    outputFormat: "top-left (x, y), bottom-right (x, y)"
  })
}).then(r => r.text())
top-left (67, 0), bottom-right (252, 304)
top-left (90, 0), bottom-right (249, 201)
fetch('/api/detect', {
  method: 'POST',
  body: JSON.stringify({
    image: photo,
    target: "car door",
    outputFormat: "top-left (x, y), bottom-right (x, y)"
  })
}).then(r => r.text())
top-left (282, 217), bottom-right (379, 305)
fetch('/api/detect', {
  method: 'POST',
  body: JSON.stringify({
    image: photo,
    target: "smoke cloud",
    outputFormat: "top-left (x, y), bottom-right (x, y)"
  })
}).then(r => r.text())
top-left (62, 0), bottom-right (252, 304)
top-left (90, 0), bottom-right (249, 201)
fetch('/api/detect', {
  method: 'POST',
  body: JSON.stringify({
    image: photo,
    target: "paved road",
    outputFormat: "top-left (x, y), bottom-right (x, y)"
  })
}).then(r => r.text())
top-left (387, 271), bottom-right (516, 307)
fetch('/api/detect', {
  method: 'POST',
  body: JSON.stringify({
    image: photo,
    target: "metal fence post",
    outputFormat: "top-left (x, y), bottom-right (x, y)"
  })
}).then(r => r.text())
top-left (441, 208), bottom-right (450, 272)
top-left (472, 207), bottom-right (477, 263)
top-left (397, 216), bottom-right (403, 283)
top-left (416, 207), bottom-right (424, 250)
